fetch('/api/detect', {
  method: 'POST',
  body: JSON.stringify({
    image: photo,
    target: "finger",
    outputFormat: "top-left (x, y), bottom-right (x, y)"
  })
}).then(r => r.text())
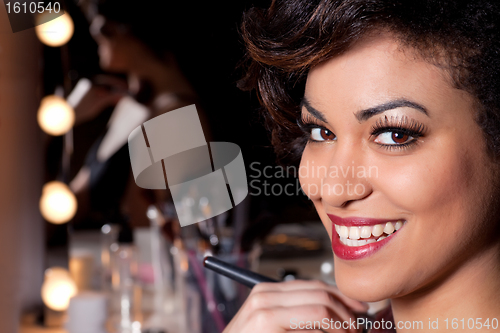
top-left (245, 289), bottom-right (356, 324)
top-left (93, 85), bottom-right (125, 98)
top-left (247, 304), bottom-right (358, 333)
top-left (252, 280), bottom-right (368, 313)
top-left (94, 74), bottom-right (128, 89)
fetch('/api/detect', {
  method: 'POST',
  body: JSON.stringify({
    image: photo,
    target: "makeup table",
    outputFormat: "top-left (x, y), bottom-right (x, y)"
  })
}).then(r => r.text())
top-left (20, 326), bottom-right (66, 333)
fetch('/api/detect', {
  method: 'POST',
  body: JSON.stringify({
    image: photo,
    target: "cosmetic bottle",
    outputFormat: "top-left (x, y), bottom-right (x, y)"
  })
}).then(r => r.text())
top-left (101, 223), bottom-right (120, 291)
top-left (142, 205), bottom-right (180, 333)
top-left (108, 222), bottom-right (142, 333)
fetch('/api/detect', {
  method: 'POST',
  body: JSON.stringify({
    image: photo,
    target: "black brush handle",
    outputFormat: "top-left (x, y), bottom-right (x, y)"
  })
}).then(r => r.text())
top-left (203, 256), bottom-right (277, 288)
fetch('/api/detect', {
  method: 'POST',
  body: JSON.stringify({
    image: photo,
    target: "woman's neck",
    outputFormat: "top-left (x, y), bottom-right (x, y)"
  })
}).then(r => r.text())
top-left (391, 244), bottom-right (500, 332)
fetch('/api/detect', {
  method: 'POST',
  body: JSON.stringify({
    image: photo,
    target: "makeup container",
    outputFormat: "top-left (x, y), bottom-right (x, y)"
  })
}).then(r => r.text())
top-left (101, 223), bottom-right (120, 291)
top-left (66, 291), bottom-right (108, 333)
top-left (141, 205), bottom-right (175, 333)
top-left (108, 222), bottom-right (141, 333)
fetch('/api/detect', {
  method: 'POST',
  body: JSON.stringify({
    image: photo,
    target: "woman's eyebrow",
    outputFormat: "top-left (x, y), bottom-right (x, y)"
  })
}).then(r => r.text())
top-left (300, 97), bottom-right (328, 123)
top-left (355, 99), bottom-right (428, 122)
top-left (301, 97), bottom-right (428, 123)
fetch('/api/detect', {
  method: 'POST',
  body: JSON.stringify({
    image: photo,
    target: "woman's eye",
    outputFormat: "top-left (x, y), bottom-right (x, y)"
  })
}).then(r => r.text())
top-left (311, 128), bottom-right (336, 141)
top-left (374, 131), bottom-right (414, 145)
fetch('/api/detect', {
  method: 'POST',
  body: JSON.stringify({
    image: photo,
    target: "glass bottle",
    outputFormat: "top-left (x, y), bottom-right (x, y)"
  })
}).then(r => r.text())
top-left (108, 223), bottom-right (141, 333)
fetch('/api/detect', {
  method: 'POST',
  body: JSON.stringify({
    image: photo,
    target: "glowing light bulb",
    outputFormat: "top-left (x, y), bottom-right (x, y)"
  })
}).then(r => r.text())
top-left (35, 11), bottom-right (74, 47)
top-left (37, 95), bottom-right (75, 136)
top-left (39, 181), bottom-right (77, 224)
top-left (41, 267), bottom-right (78, 311)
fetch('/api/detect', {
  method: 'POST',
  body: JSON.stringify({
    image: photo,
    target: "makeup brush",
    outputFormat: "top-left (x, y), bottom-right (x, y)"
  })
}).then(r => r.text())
top-left (203, 256), bottom-right (277, 288)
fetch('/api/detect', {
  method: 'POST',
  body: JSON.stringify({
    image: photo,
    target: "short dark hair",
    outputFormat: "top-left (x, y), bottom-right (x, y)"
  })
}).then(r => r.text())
top-left (239, 0), bottom-right (500, 164)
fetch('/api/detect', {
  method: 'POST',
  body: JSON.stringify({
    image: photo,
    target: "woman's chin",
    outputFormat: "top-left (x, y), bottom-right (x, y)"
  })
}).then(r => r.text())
top-left (99, 61), bottom-right (124, 73)
top-left (335, 269), bottom-right (394, 303)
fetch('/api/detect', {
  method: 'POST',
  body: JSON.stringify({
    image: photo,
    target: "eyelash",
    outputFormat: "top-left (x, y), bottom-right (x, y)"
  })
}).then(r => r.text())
top-left (297, 115), bottom-right (427, 151)
top-left (370, 115), bottom-right (427, 151)
top-left (297, 115), bottom-right (331, 144)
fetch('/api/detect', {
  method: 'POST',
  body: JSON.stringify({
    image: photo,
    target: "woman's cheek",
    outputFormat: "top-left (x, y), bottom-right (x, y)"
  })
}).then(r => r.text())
top-left (376, 149), bottom-right (472, 215)
top-left (298, 146), bottom-right (325, 201)
top-left (98, 43), bottom-right (112, 68)
top-left (375, 163), bottom-right (428, 210)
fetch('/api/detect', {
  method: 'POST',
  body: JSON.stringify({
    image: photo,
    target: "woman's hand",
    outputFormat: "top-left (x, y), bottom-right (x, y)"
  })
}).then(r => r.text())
top-left (70, 75), bottom-right (127, 125)
top-left (224, 280), bottom-right (368, 333)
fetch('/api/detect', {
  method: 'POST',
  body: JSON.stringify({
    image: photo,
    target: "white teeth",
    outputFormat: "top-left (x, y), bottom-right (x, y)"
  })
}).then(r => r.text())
top-left (340, 238), bottom-right (369, 247)
top-left (395, 221), bottom-right (403, 230)
top-left (340, 226), bottom-right (349, 238)
top-left (372, 224), bottom-right (384, 237)
top-left (360, 226), bottom-right (372, 239)
top-left (334, 220), bottom-right (406, 247)
top-left (349, 227), bottom-right (360, 240)
top-left (383, 222), bottom-right (395, 234)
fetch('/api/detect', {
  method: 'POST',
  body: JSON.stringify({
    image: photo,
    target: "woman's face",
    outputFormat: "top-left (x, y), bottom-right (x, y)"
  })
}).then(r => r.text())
top-left (89, 15), bottom-right (135, 72)
top-left (299, 34), bottom-right (500, 302)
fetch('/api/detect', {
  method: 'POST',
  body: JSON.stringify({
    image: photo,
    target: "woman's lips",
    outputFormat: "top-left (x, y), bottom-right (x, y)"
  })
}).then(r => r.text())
top-left (328, 214), bottom-right (406, 260)
top-left (328, 214), bottom-right (402, 226)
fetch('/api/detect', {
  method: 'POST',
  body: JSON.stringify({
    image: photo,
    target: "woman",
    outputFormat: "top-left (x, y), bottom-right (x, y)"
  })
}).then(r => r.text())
top-left (71, 0), bottom-right (254, 227)
top-left (227, 0), bottom-right (500, 332)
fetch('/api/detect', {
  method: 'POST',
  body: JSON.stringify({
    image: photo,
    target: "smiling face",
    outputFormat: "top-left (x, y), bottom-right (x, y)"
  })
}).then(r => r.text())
top-left (298, 33), bottom-right (500, 302)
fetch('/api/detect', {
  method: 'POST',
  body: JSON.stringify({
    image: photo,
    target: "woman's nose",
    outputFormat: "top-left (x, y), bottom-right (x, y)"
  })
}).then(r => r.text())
top-left (89, 15), bottom-right (105, 40)
top-left (301, 143), bottom-right (373, 208)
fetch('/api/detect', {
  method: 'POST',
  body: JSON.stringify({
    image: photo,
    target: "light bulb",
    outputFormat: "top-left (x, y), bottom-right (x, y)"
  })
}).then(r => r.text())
top-left (37, 95), bottom-right (75, 136)
top-left (40, 181), bottom-right (77, 224)
top-left (41, 267), bottom-right (78, 311)
top-left (35, 11), bottom-right (74, 47)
